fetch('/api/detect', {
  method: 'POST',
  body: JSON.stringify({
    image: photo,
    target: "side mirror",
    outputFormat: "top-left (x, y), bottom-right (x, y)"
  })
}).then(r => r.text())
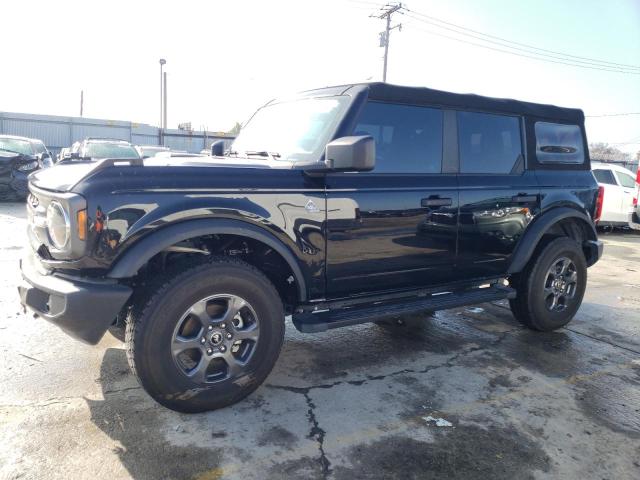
top-left (324, 136), bottom-right (375, 172)
top-left (210, 140), bottom-right (225, 156)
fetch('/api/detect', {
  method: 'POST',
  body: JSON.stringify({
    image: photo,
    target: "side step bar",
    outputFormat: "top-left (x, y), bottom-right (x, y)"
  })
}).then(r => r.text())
top-left (292, 285), bottom-right (515, 333)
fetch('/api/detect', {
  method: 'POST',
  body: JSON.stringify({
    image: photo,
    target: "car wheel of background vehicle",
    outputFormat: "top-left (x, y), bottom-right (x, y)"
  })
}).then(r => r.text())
top-left (509, 237), bottom-right (587, 332)
top-left (125, 256), bottom-right (285, 413)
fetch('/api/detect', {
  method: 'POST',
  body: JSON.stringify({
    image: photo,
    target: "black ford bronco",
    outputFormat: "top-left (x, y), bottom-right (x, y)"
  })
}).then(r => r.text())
top-left (19, 83), bottom-right (603, 412)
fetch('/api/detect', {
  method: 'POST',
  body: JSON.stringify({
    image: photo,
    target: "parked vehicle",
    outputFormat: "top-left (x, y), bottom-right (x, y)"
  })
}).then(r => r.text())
top-left (135, 145), bottom-right (170, 159)
top-left (57, 147), bottom-right (70, 164)
top-left (60, 138), bottom-right (140, 162)
top-left (19, 83), bottom-right (602, 412)
top-left (634, 165), bottom-right (640, 224)
top-left (0, 135), bottom-right (52, 200)
top-left (592, 162), bottom-right (637, 227)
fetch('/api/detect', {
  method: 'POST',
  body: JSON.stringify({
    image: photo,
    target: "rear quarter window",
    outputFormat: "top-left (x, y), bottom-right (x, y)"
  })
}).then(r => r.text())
top-left (535, 122), bottom-right (584, 164)
top-left (593, 169), bottom-right (617, 185)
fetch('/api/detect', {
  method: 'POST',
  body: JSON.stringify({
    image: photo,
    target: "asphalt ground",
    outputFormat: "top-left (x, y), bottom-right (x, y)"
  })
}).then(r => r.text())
top-left (0, 202), bottom-right (639, 480)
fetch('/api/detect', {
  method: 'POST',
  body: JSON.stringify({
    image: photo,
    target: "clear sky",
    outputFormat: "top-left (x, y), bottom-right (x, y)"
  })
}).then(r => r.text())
top-left (1, 0), bottom-right (639, 153)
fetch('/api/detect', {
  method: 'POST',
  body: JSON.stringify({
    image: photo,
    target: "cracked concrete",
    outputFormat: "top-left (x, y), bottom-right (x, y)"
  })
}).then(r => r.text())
top-left (1, 202), bottom-right (640, 479)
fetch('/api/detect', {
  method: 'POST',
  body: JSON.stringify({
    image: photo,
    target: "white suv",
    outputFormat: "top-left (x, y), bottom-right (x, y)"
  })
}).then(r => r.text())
top-left (592, 162), bottom-right (638, 227)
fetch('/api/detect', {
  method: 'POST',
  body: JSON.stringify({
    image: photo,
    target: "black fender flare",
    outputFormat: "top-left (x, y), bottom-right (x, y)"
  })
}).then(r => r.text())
top-left (107, 218), bottom-right (307, 301)
top-left (508, 207), bottom-right (598, 274)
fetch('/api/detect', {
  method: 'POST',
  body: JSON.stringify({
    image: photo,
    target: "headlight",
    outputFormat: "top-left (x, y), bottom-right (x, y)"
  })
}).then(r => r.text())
top-left (46, 201), bottom-right (70, 249)
top-left (17, 160), bottom-right (39, 172)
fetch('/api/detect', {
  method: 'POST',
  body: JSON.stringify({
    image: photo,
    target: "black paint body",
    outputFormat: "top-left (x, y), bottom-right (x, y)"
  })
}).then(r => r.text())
top-left (21, 83), bottom-right (602, 344)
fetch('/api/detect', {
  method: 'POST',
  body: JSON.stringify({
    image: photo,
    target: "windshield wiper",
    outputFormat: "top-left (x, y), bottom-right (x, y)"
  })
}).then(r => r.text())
top-left (244, 150), bottom-right (282, 161)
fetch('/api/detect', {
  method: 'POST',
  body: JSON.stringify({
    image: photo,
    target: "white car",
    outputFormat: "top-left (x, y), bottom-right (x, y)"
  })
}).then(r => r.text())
top-left (592, 162), bottom-right (637, 227)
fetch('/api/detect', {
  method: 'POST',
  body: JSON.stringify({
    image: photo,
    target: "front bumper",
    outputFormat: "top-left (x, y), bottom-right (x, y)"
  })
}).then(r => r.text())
top-left (18, 254), bottom-right (132, 345)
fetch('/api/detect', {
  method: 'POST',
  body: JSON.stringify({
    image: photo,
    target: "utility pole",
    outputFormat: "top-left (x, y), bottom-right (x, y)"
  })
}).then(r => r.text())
top-left (374, 3), bottom-right (402, 82)
top-left (79, 90), bottom-right (84, 117)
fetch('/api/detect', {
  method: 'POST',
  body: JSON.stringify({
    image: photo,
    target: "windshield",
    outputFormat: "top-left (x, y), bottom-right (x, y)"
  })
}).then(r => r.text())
top-left (231, 96), bottom-right (350, 163)
top-left (85, 143), bottom-right (140, 159)
top-left (0, 137), bottom-right (33, 155)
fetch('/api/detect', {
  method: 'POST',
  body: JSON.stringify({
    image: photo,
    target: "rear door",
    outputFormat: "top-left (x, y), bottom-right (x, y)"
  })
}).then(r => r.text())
top-left (325, 101), bottom-right (459, 296)
top-left (456, 111), bottom-right (539, 279)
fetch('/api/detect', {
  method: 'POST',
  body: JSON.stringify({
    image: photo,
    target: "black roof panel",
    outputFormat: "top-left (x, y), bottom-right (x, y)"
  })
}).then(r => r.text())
top-left (364, 83), bottom-right (584, 123)
top-left (294, 82), bottom-right (584, 123)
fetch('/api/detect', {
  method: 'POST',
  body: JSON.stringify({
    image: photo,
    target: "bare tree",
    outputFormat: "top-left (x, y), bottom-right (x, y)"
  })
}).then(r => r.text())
top-left (589, 142), bottom-right (631, 162)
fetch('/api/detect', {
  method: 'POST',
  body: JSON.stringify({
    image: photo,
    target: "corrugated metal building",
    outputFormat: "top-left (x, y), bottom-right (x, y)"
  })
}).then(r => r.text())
top-left (0, 111), bottom-right (235, 155)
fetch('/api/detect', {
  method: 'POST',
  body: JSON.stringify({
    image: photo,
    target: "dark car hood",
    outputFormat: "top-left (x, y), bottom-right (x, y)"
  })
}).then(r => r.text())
top-left (28, 156), bottom-right (288, 193)
top-left (0, 150), bottom-right (38, 177)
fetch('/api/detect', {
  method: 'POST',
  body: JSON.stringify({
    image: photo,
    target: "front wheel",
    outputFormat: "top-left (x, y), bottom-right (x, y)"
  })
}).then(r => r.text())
top-left (125, 257), bottom-right (285, 413)
top-left (509, 237), bottom-right (587, 331)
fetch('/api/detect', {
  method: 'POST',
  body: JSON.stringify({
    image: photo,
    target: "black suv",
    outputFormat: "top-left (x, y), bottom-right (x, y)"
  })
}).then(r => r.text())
top-left (19, 83), bottom-right (603, 412)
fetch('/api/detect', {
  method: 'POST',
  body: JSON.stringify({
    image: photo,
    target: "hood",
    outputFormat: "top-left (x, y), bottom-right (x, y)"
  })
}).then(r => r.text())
top-left (0, 150), bottom-right (38, 177)
top-left (144, 155), bottom-right (288, 169)
top-left (28, 155), bottom-right (288, 193)
top-left (29, 161), bottom-right (104, 192)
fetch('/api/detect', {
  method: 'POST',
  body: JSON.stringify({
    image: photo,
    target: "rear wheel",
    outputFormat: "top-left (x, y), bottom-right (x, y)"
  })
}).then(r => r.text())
top-left (125, 257), bottom-right (285, 412)
top-left (509, 237), bottom-right (587, 331)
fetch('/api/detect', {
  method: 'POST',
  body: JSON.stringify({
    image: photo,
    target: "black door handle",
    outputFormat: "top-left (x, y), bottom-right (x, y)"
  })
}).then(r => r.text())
top-left (421, 197), bottom-right (452, 207)
top-left (512, 195), bottom-right (538, 203)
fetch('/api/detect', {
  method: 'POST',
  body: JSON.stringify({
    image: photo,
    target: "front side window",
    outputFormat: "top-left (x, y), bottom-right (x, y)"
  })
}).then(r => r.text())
top-left (593, 169), bottom-right (617, 185)
top-left (31, 141), bottom-right (47, 155)
top-left (352, 102), bottom-right (443, 173)
top-left (535, 122), bottom-right (584, 164)
top-left (458, 112), bottom-right (522, 174)
top-left (616, 170), bottom-right (636, 188)
top-left (231, 96), bottom-right (349, 163)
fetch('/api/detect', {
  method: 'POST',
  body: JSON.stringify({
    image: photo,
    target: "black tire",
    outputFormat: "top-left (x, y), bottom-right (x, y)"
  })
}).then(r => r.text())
top-left (509, 237), bottom-right (587, 331)
top-left (125, 256), bottom-right (285, 413)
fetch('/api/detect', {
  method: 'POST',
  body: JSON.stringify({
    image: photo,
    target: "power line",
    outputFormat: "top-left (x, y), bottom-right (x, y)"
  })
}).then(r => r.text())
top-left (403, 13), bottom-right (640, 73)
top-left (403, 22), bottom-right (640, 75)
top-left (403, 6), bottom-right (640, 71)
top-left (586, 112), bottom-right (640, 117)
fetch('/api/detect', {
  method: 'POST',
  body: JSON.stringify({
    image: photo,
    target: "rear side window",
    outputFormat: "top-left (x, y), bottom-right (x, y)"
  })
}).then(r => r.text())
top-left (616, 171), bottom-right (636, 188)
top-left (535, 122), bottom-right (584, 164)
top-left (353, 102), bottom-right (443, 173)
top-left (457, 112), bottom-right (522, 174)
top-left (593, 169), bottom-right (617, 185)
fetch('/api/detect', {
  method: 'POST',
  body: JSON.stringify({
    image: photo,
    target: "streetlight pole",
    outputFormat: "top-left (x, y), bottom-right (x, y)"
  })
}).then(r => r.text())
top-left (159, 58), bottom-right (167, 128)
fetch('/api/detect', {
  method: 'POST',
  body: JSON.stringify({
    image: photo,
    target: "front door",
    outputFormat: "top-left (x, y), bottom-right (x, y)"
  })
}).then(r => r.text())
top-left (325, 101), bottom-right (458, 297)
